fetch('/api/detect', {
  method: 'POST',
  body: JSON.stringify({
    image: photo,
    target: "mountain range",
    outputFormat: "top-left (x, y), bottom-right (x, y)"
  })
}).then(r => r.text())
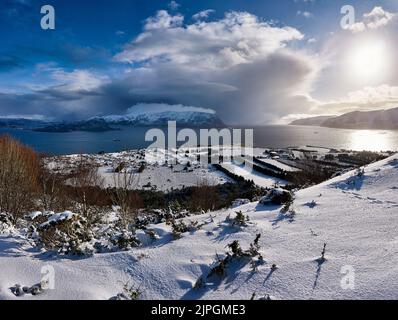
top-left (0, 118), bottom-right (49, 129)
top-left (88, 104), bottom-right (224, 127)
top-left (0, 105), bottom-right (224, 133)
top-left (291, 107), bottom-right (398, 130)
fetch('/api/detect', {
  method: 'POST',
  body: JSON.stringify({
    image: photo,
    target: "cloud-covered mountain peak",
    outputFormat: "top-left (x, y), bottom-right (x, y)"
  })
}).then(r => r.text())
top-left (90, 103), bottom-right (223, 127)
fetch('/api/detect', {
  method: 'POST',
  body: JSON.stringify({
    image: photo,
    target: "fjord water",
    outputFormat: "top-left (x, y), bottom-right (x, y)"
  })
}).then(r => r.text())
top-left (1, 125), bottom-right (398, 155)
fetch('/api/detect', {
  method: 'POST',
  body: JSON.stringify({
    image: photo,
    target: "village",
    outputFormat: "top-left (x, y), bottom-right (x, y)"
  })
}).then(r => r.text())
top-left (47, 145), bottom-right (390, 192)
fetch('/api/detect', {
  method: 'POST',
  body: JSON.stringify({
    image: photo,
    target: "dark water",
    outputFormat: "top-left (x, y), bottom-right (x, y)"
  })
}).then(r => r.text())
top-left (1, 125), bottom-right (398, 155)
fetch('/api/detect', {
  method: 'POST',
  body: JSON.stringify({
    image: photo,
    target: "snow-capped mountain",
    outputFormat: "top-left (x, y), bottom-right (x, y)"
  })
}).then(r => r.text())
top-left (89, 103), bottom-right (224, 127)
top-left (290, 116), bottom-right (334, 126)
top-left (290, 107), bottom-right (398, 130)
top-left (322, 107), bottom-right (398, 129)
top-left (32, 104), bottom-right (224, 132)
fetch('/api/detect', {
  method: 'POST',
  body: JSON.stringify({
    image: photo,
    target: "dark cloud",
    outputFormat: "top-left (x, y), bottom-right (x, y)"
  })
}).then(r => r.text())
top-left (0, 10), bottom-right (318, 124)
top-left (0, 50), bottom-right (316, 124)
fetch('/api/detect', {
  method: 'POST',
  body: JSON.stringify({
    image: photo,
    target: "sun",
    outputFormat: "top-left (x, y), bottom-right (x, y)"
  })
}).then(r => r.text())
top-left (346, 39), bottom-right (391, 84)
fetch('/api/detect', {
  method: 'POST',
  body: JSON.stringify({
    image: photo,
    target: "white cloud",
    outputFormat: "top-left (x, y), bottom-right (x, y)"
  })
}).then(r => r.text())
top-left (297, 11), bottom-right (313, 18)
top-left (168, 1), bottom-right (180, 11)
top-left (51, 69), bottom-right (109, 91)
top-left (126, 103), bottom-right (216, 115)
top-left (0, 10), bottom-right (318, 124)
top-left (345, 85), bottom-right (398, 104)
top-left (144, 10), bottom-right (184, 31)
top-left (192, 9), bottom-right (215, 21)
top-left (115, 11), bottom-right (304, 69)
top-left (111, 10), bottom-right (316, 124)
top-left (312, 85), bottom-right (398, 116)
top-left (348, 6), bottom-right (395, 33)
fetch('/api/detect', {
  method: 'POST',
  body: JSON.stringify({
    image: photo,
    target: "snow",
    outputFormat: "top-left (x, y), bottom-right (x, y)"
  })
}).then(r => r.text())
top-left (47, 147), bottom-right (267, 192)
top-left (99, 164), bottom-right (229, 192)
top-left (125, 103), bottom-right (216, 115)
top-left (256, 158), bottom-right (300, 172)
top-left (259, 188), bottom-right (291, 205)
top-left (1, 154), bottom-right (398, 300)
top-left (39, 211), bottom-right (76, 229)
top-left (27, 212), bottom-right (43, 220)
top-left (220, 162), bottom-right (288, 188)
top-left (89, 103), bottom-right (220, 126)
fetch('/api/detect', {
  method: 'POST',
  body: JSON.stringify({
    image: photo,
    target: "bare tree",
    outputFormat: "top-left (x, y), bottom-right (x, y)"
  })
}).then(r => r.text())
top-left (109, 164), bottom-right (142, 226)
top-left (190, 178), bottom-right (219, 213)
top-left (0, 135), bottom-right (39, 223)
top-left (37, 162), bottom-right (71, 213)
top-left (68, 156), bottom-right (105, 223)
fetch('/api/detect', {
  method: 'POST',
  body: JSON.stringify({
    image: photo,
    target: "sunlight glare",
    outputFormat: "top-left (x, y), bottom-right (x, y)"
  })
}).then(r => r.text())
top-left (349, 130), bottom-right (392, 152)
top-left (347, 39), bottom-right (390, 83)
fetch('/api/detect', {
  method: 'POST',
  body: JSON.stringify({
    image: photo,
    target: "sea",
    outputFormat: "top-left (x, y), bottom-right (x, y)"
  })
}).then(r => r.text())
top-left (1, 125), bottom-right (398, 155)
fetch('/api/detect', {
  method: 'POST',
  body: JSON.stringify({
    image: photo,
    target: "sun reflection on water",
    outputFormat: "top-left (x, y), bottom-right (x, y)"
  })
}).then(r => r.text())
top-left (348, 130), bottom-right (393, 152)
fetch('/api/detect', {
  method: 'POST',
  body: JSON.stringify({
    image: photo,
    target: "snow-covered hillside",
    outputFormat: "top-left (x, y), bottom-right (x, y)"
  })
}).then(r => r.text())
top-left (1, 154), bottom-right (398, 300)
top-left (89, 103), bottom-right (224, 127)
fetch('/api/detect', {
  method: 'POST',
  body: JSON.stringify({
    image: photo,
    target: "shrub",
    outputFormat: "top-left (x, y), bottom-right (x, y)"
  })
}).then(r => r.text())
top-left (356, 167), bottom-right (365, 177)
top-left (233, 210), bottom-right (249, 227)
top-left (0, 213), bottom-right (13, 232)
top-left (169, 219), bottom-right (201, 239)
top-left (280, 199), bottom-right (294, 214)
top-left (122, 283), bottom-right (142, 300)
top-left (231, 198), bottom-right (250, 208)
top-left (208, 253), bottom-right (228, 278)
top-left (227, 240), bottom-right (243, 257)
top-left (36, 211), bottom-right (93, 255)
top-left (114, 162), bottom-right (126, 173)
top-left (0, 212), bottom-right (11, 225)
top-left (109, 229), bottom-right (141, 250)
top-left (11, 283), bottom-right (46, 297)
top-left (110, 283), bottom-right (143, 300)
top-left (226, 235), bottom-right (263, 260)
top-left (260, 188), bottom-right (293, 206)
top-left (137, 164), bottom-right (146, 173)
top-left (248, 234), bottom-right (263, 260)
top-left (0, 135), bottom-right (39, 223)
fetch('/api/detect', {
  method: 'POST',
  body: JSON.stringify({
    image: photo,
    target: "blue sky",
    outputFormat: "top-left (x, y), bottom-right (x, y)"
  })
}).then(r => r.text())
top-left (1, 0), bottom-right (398, 123)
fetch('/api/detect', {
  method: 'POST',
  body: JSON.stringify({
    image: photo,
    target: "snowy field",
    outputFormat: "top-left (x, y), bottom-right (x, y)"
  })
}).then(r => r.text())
top-left (99, 164), bottom-right (230, 192)
top-left (1, 153), bottom-right (398, 300)
top-left (220, 162), bottom-right (288, 188)
top-left (46, 147), bottom-right (273, 191)
top-left (48, 149), bottom-right (233, 191)
top-left (255, 158), bottom-right (300, 172)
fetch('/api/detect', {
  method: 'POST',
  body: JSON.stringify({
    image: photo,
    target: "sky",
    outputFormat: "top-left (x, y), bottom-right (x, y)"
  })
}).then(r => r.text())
top-left (1, 0), bottom-right (398, 124)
